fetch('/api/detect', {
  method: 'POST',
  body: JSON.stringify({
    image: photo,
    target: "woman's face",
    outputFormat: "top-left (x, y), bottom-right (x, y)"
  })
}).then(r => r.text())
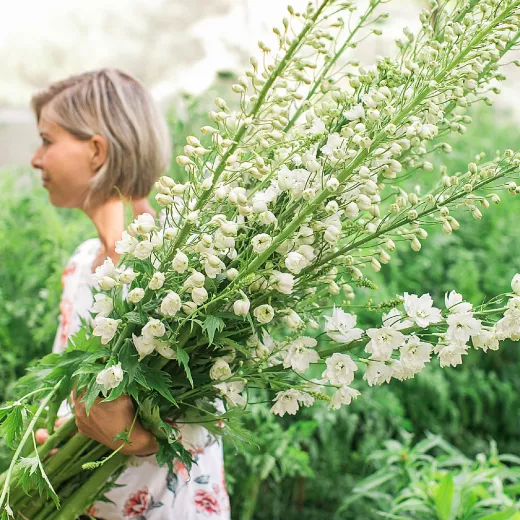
top-left (31, 107), bottom-right (99, 209)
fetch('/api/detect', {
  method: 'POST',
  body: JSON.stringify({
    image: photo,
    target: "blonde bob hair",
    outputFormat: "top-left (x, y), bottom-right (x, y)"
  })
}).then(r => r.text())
top-left (31, 68), bottom-right (171, 207)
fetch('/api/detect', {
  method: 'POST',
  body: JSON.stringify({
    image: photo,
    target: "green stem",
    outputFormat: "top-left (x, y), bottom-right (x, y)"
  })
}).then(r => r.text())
top-left (0, 379), bottom-right (62, 512)
top-left (47, 452), bottom-right (126, 520)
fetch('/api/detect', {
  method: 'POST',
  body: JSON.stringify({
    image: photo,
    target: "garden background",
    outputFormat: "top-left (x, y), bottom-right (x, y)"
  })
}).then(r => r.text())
top-left (1, 0), bottom-right (520, 518)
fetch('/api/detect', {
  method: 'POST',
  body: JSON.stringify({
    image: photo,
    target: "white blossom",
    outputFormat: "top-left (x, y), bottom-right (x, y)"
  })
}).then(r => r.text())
top-left (96, 363), bottom-right (124, 392)
top-left (209, 359), bottom-right (232, 381)
top-left (382, 308), bottom-right (413, 330)
top-left (344, 105), bottom-right (365, 121)
top-left (446, 312), bottom-right (482, 344)
top-left (399, 335), bottom-right (432, 371)
top-left (324, 307), bottom-right (363, 344)
top-left (280, 309), bottom-right (304, 330)
top-left (253, 304), bottom-right (275, 324)
top-left (434, 342), bottom-right (468, 367)
top-left (233, 296), bottom-right (250, 316)
top-left (119, 268), bottom-right (139, 284)
top-left (269, 271), bottom-right (295, 295)
top-left (445, 291), bottom-right (473, 314)
top-left (363, 361), bottom-right (393, 386)
top-left (403, 293), bottom-right (442, 327)
top-left (365, 327), bottom-right (405, 361)
top-left (115, 231), bottom-right (138, 254)
top-left (160, 291), bottom-right (182, 316)
top-left (285, 252), bottom-right (309, 274)
top-left (270, 389), bottom-right (303, 416)
top-left (511, 274), bottom-right (520, 295)
top-left (148, 272), bottom-right (165, 291)
top-left (90, 294), bottom-right (113, 317)
top-left (132, 333), bottom-right (155, 360)
top-left (322, 353), bottom-right (358, 386)
top-left (192, 287), bottom-right (209, 305)
top-left (154, 340), bottom-right (177, 359)
top-left (472, 329), bottom-right (499, 352)
top-left (92, 316), bottom-right (121, 345)
top-left (283, 337), bottom-right (319, 373)
top-left (183, 270), bottom-right (205, 290)
top-left (251, 233), bottom-right (272, 253)
top-left (133, 240), bottom-right (154, 260)
top-left (328, 386), bottom-right (360, 410)
top-left (127, 288), bottom-right (145, 304)
top-left (214, 381), bottom-right (246, 408)
top-left (142, 318), bottom-right (166, 340)
top-left (172, 250), bottom-right (189, 273)
top-left (128, 213), bottom-right (155, 236)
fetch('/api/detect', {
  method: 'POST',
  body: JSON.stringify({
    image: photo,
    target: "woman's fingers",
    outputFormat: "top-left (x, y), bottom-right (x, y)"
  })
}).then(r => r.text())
top-left (35, 428), bottom-right (49, 444)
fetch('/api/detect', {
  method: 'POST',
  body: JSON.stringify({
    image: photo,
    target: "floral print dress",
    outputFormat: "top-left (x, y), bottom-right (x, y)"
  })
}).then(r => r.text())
top-left (54, 239), bottom-right (230, 520)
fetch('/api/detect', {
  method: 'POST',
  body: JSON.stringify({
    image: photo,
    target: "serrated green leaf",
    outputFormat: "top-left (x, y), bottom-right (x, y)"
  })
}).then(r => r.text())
top-left (118, 340), bottom-right (140, 384)
top-left (202, 315), bottom-right (225, 345)
top-left (176, 346), bottom-right (193, 388)
top-left (124, 311), bottom-right (146, 325)
top-left (140, 365), bottom-right (178, 406)
top-left (2, 406), bottom-right (25, 449)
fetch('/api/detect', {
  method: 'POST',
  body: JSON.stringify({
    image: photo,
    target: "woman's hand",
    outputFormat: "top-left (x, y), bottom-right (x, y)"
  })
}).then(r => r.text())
top-left (74, 392), bottom-right (158, 457)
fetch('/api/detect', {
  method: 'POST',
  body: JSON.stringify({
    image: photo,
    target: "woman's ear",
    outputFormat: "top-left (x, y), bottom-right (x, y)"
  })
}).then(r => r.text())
top-left (89, 135), bottom-right (108, 173)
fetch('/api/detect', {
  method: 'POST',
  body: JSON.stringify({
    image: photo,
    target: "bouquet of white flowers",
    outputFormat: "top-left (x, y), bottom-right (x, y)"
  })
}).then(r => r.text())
top-left (2, 0), bottom-right (520, 518)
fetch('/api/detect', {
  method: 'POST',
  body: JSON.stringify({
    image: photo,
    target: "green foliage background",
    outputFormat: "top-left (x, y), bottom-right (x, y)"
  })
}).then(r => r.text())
top-left (1, 83), bottom-right (519, 518)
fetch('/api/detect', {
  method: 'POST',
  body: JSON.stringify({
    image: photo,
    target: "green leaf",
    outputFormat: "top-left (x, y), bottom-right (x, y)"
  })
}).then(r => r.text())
top-left (156, 438), bottom-right (193, 473)
top-left (82, 380), bottom-right (103, 415)
top-left (435, 473), bottom-right (455, 520)
top-left (123, 311), bottom-right (146, 325)
top-left (2, 406), bottom-right (25, 449)
top-left (480, 508), bottom-right (519, 520)
top-left (140, 365), bottom-right (178, 406)
top-left (176, 346), bottom-right (194, 388)
top-left (202, 315), bottom-right (225, 345)
top-left (118, 340), bottom-right (140, 384)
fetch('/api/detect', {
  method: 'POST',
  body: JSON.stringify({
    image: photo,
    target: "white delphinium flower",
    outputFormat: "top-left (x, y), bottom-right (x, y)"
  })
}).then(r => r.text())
top-left (472, 328), bottom-right (499, 352)
top-left (214, 381), bottom-right (246, 408)
top-left (446, 312), bottom-right (482, 344)
top-left (283, 337), bottom-right (319, 373)
top-left (321, 133), bottom-right (346, 158)
top-left (433, 342), bottom-right (468, 367)
top-left (511, 274), bottom-right (520, 295)
top-left (202, 253), bottom-right (225, 278)
top-left (270, 389), bottom-right (310, 417)
top-left (269, 270), bottom-right (295, 295)
top-left (94, 258), bottom-right (119, 290)
top-left (328, 386), bottom-right (361, 410)
top-left (365, 327), bottom-right (405, 361)
top-left (324, 307), bottom-right (363, 344)
top-left (399, 335), bottom-right (432, 372)
top-left (142, 318), bottom-right (166, 340)
top-left (285, 251), bottom-right (309, 274)
top-left (96, 363), bottom-right (124, 392)
top-left (382, 308), bottom-right (413, 330)
top-left (183, 270), bottom-right (205, 290)
top-left (154, 340), bottom-right (177, 359)
top-left (363, 361), bottom-right (393, 386)
top-left (309, 117), bottom-right (326, 134)
top-left (148, 272), bottom-right (165, 290)
top-left (253, 304), bottom-right (275, 324)
top-left (172, 250), bottom-right (189, 274)
top-left (150, 230), bottom-right (164, 248)
top-left (115, 231), bottom-right (138, 254)
top-left (92, 316), bottom-right (121, 344)
top-left (209, 358), bottom-right (232, 381)
top-left (278, 165), bottom-right (296, 191)
top-left (119, 267), bottom-right (139, 284)
top-left (322, 353), bottom-right (358, 385)
top-left (344, 105), bottom-right (365, 121)
top-left (128, 213), bottom-right (155, 236)
top-left (252, 233), bottom-right (272, 253)
top-left (403, 293), bottom-right (443, 327)
top-left (127, 288), bottom-right (145, 304)
top-left (233, 294), bottom-right (250, 316)
top-left (132, 333), bottom-right (155, 360)
top-left (160, 291), bottom-right (182, 316)
top-left (90, 294), bottom-right (113, 317)
top-left (192, 287), bottom-right (209, 306)
top-left (133, 240), bottom-right (154, 260)
top-left (445, 290), bottom-right (473, 314)
top-left (280, 309), bottom-right (304, 330)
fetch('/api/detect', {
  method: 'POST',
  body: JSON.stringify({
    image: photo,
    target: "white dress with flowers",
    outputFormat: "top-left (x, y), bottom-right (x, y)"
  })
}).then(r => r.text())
top-left (53, 239), bottom-right (230, 520)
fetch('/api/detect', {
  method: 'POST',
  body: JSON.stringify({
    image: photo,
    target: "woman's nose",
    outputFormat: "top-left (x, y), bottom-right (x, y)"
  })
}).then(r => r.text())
top-left (31, 150), bottom-right (42, 170)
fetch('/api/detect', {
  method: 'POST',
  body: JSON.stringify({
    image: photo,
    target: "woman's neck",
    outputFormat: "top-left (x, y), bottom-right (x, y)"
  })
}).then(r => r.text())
top-left (85, 198), bottom-right (125, 266)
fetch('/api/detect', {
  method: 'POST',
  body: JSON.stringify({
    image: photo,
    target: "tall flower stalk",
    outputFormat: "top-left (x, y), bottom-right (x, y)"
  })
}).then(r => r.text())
top-left (2, 1), bottom-right (520, 518)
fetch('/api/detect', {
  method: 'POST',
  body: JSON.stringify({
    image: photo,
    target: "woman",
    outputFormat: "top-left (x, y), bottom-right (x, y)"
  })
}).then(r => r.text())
top-left (30, 69), bottom-right (230, 520)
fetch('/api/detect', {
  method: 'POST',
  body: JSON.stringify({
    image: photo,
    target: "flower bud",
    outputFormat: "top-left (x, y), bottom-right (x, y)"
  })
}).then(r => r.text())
top-left (128, 288), bottom-right (145, 304)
